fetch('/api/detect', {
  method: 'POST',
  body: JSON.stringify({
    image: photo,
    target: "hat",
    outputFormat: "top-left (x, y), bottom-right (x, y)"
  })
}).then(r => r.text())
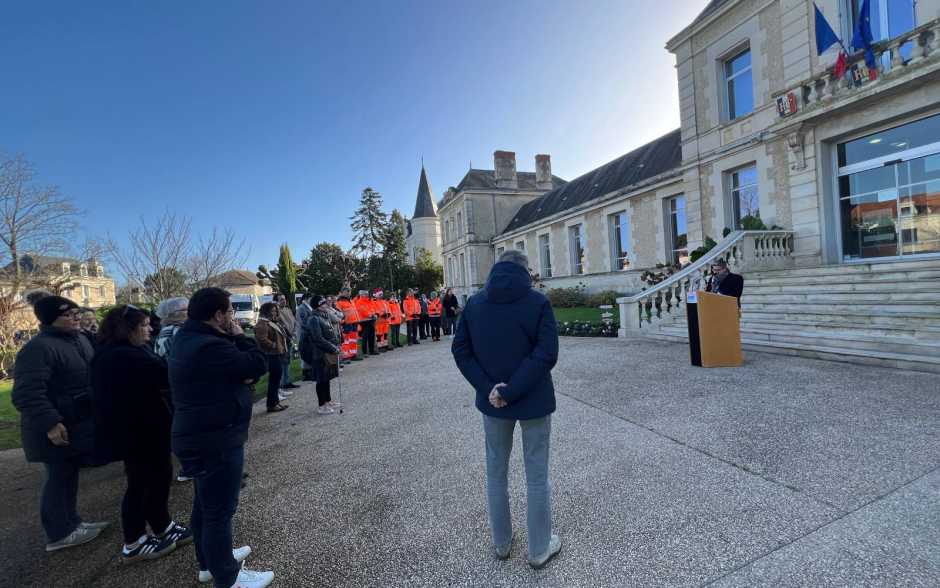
top-left (33, 295), bottom-right (79, 326)
top-left (155, 297), bottom-right (188, 319)
top-left (373, 288), bottom-right (383, 297)
top-left (358, 290), bottom-right (368, 296)
top-left (310, 294), bottom-right (328, 309)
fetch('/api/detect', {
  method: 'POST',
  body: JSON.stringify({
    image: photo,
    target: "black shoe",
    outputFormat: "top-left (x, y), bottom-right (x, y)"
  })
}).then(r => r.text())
top-left (267, 403), bottom-right (288, 413)
top-left (282, 383), bottom-right (299, 389)
top-left (122, 535), bottom-right (176, 563)
top-left (352, 357), bottom-right (363, 361)
top-left (158, 522), bottom-right (193, 547)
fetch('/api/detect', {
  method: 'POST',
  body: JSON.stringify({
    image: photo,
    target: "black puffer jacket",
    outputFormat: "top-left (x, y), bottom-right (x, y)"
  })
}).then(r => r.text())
top-left (12, 326), bottom-right (96, 463)
top-left (92, 343), bottom-right (171, 463)
top-left (168, 320), bottom-right (268, 455)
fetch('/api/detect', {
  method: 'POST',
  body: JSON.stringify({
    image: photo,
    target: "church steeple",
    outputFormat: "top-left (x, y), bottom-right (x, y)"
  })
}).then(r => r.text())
top-left (412, 166), bottom-right (437, 219)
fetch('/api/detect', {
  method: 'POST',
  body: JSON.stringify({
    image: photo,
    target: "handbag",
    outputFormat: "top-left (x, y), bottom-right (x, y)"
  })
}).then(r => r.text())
top-left (323, 352), bottom-right (339, 380)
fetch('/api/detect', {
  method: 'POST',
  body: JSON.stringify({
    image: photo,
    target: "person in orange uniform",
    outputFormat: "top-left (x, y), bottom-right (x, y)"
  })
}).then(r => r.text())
top-left (353, 290), bottom-right (378, 357)
top-left (372, 289), bottom-right (391, 352)
top-left (402, 289), bottom-right (422, 346)
top-left (427, 291), bottom-right (443, 341)
top-left (387, 293), bottom-right (404, 349)
top-left (335, 287), bottom-right (362, 362)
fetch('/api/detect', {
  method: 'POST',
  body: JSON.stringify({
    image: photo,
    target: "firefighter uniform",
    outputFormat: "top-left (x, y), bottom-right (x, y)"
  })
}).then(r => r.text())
top-left (388, 296), bottom-right (404, 348)
top-left (335, 293), bottom-right (361, 361)
top-left (403, 291), bottom-right (421, 345)
top-left (354, 291), bottom-right (377, 356)
top-left (428, 293), bottom-right (443, 341)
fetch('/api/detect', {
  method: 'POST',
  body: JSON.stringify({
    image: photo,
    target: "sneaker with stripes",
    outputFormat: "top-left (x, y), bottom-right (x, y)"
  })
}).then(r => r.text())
top-left (198, 546), bottom-right (252, 583)
top-left (122, 535), bottom-right (176, 562)
top-left (159, 521), bottom-right (193, 546)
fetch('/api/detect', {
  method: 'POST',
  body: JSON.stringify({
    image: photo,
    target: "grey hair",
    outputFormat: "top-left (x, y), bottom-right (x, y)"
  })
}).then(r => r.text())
top-left (498, 249), bottom-right (529, 268)
top-left (711, 257), bottom-right (728, 268)
top-left (155, 297), bottom-right (189, 320)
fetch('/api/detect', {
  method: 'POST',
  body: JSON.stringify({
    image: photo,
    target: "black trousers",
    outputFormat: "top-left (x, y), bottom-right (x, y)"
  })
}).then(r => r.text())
top-left (361, 320), bottom-right (376, 355)
top-left (389, 324), bottom-right (401, 348)
top-left (266, 355), bottom-right (282, 409)
top-left (419, 316), bottom-right (430, 339)
top-left (406, 321), bottom-right (419, 344)
top-left (315, 381), bottom-right (332, 406)
top-left (122, 453), bottom-right (173, 544)
top-left (430, 317), bottom-right (441, 340)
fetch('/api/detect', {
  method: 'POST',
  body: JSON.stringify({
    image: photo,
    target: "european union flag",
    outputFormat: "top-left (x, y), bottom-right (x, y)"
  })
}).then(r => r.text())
top-left (814, 3), bottom-right (841, 56)
top-left (851, 0), bottom-right (877, 69)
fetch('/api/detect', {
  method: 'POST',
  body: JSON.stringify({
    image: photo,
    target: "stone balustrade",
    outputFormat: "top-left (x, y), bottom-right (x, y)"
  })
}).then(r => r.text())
top-left (776, 19), bottom-right (940, 117)
top-left (617, 230), bottom-right (794, 336)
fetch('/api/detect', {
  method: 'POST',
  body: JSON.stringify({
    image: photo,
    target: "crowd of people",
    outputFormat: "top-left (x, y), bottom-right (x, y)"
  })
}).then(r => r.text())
top-left (9, 283), bottom-right (463, 588)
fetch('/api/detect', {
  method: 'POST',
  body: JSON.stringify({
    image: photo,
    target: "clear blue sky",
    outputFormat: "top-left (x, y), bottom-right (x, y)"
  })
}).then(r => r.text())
top-left (0, 0), bottom-right (704, 280)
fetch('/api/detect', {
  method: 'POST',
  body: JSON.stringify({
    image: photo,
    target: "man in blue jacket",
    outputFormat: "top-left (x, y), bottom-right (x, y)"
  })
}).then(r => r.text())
top-left (169, 287), bottom-right (273, 588)
top-left (452, 249), bottom-right (561, 569)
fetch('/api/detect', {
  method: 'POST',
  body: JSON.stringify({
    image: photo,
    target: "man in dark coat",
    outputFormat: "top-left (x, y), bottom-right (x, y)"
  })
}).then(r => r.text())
top-left (706, 258), bottom-right (744, 307)
top-left (452, 250), bottom-right (562, 569)
top-left (12, 295), bottom-right (109, 551)
top-left (168, 287), bottom-right (272, 587)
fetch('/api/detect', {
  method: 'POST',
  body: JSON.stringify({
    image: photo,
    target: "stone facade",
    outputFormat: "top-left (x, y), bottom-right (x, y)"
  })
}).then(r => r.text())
top-left (1, 255), bottom-right (116, 309)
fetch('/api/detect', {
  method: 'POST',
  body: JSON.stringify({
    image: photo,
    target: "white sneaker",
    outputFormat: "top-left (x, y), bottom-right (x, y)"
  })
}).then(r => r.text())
top-left (317, 406), bottom-right (335, 415)
top-left (198, 546), bottom-right (252, 583)
top-left (231, 566), bottom-right (274, 588)
top-left (177, 473), bottom-right (193, 482)
top-left (279, 388), bottom-right (294, 397)
top-left (45, 525), bottom-right (102, 552)
top-left (327, 400), bottom-right (342, 409)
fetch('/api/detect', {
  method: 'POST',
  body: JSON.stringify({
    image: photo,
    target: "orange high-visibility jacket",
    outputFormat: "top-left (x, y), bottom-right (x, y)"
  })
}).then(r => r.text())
top-left (388, 301), bottom-right (403, 325)
top-left (354, 296), bottom-right (376, 321)
top-left (372, 299), bottom-right (390, 319)
top-left (427, 298), bottom-right (443, 317)
top-left (335, 297), bottom-right (360, 325)
top-left (403, 296), bottom-right (421, 321)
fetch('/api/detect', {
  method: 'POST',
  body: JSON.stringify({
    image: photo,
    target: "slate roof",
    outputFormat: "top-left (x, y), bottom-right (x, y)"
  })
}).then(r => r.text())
top-left (500, 129), bottom-right (682, 235)
top-left (1, 254), bottom-right (103, 277)
top-left (412, 166), bottom-right (437, 218)
top-left (454, 170), bottom-right (566, 193)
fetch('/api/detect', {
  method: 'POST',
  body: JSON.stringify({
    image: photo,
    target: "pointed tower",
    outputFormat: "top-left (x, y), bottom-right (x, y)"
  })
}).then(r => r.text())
top-left (405, 166), bottom-right (443, 265)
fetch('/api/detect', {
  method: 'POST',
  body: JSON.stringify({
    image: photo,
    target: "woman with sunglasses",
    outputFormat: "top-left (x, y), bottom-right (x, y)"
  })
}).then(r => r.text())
top-left (92, 304), bottom-right (192, 562)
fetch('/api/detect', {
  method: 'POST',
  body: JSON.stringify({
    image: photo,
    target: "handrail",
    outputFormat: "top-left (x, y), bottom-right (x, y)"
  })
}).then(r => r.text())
top-left (617, 230), bottom-right (794, 333)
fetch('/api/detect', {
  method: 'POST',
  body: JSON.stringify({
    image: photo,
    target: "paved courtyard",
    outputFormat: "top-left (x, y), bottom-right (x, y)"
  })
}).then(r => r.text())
top-left (2, 337), bottom-right (940, 587)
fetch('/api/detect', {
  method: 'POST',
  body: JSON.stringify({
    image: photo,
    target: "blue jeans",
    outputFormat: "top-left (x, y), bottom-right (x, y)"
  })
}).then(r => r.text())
top-left (41, 458), bottom-right (83, 542)
top-left (279, 352), bottom-right (291, 387)
top-left (482, 414), bottom-right (552, 558)
top-left (179, 446), bottom-right (244, 588)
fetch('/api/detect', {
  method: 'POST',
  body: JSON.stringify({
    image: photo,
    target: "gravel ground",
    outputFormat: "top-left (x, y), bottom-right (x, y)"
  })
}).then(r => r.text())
top-left (2, 337), bottom-right (940, 587)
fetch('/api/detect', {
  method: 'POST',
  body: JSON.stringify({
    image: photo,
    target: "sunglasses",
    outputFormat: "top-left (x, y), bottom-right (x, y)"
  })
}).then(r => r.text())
top-left (122, 304), bottom-right (142, 318)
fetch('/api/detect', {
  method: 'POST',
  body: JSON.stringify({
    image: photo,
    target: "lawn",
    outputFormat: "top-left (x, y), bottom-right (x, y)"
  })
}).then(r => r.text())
top-left (0, 380), bottom-right (20, 452)
top-left (554, 306), bottom-right (620, 324)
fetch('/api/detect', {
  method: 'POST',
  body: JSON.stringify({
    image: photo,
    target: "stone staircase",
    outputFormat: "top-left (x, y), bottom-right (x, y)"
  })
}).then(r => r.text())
top-left (643, 258), bottom-right (940, 374)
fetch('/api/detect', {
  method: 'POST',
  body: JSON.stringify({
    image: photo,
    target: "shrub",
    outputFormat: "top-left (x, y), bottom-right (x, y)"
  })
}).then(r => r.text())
top-left (689, 236), bottom-right (718, 263)
top-left (584, 290), bottom-right (622, 306)
top-left (545, 284), bottom-right (587, 308)
top-left (558, 320), bottom-right (619, 338)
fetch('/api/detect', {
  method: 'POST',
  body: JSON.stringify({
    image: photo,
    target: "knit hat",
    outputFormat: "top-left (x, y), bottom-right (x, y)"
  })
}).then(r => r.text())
top-left (310, 294), bottom-right (328, 309)
top-left (373, 288), bottom-right (383, 297)
top-left (33, 295), bottom-right (79, 326)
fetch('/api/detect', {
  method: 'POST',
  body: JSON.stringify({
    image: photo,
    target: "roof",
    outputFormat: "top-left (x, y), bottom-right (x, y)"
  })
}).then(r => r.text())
top-left (500, 129), bottom-right (682, 235)
top-left (2, 254), bottom-right (102, 276)
top-left (455, 170), bottom-right (566, 193)
top-left (412, 166), bottom-right (437, 218)
top-left (214, 269), bottom-right (261, 287)
top-left (668, 0), bottom-right (735, 48)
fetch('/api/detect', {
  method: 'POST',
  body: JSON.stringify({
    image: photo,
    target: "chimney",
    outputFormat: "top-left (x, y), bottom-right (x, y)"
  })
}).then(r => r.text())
top-left (493, 150), bottom-right (518, 189)
top-left (535, 154), bottom-right (553, 190)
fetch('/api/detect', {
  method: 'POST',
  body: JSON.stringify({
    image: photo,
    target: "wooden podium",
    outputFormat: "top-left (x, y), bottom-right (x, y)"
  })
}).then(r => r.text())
top-left (686, 290), bottom-right (742, 367)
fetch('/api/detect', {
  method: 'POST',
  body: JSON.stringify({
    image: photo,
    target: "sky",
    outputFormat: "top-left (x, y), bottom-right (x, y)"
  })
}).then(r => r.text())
top-left (0, 0), bottom-right (705, 281)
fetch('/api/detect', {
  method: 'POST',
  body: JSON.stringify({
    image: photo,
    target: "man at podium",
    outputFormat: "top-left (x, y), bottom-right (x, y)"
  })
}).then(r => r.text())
top-left (705, 258), bottom-right (743, 307)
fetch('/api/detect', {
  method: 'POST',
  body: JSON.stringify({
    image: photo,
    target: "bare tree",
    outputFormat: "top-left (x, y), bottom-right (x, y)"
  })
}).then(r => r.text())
top-left (0, 153), bottom-right (81, 297)
top-left (186, 227), bottom-right (249, 290)
top-left (108, 210), bottom-right (250, 301)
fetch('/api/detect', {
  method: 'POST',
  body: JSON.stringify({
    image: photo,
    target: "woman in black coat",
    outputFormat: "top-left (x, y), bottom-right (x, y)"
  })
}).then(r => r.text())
top-left (302, 295), bottom-right (341, 415)
top-left (92, 305), bottom-right (192, 562)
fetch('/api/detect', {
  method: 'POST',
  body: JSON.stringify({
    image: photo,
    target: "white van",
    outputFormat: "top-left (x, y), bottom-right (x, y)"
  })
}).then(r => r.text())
top-left (230, 293), bottom-right (260, 328)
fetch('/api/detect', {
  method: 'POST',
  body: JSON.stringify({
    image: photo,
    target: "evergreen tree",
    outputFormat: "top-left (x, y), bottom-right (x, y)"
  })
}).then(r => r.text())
top-left (383, 209), bottom-right (408, 291)
top-left (350, 187), bottom-right (388, 258)
top-left (276, 244), bottom-right (297, 309)
top-left (301, 242), bottom-right (366, 295)
top-left (413, 248), bottom-right (444, 294)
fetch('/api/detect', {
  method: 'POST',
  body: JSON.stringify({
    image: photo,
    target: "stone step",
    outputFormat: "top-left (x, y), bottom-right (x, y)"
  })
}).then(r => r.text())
top-left (749, 258), bottom-right (940, 279)
top-left (673, 316), bottom-right (940, 339)
top-left (640, 328), bottom-right (940, 374)
top-left (745, 280), bottom-right (940, 294)
top-left (738, 310), bottom-right (940, 329)
top-left (742, 291), bottom-right (940, 304)
top-left (746, 270), bottom-right (940, 287)
top-left (740, 302), bottom-right (940, 315)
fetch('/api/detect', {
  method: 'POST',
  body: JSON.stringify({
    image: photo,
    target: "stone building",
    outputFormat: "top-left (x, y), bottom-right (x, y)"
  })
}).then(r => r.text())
top-left (1, 254), bottom-right (116, 309)
top-left (427, 0), bottom-right (940, 371)
top-left (213, 269), bottom-right (273, 298)
top-left (433, 151), bottom-right (565, 302)
top-left (404, 166), bottom-right (442, 265)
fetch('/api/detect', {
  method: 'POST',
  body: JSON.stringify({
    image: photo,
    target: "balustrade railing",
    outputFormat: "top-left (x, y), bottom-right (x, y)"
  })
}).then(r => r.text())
top-left (777, 18), bottom-right (940, 116)
top-left (617, 230), bottom-right (794, 335)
